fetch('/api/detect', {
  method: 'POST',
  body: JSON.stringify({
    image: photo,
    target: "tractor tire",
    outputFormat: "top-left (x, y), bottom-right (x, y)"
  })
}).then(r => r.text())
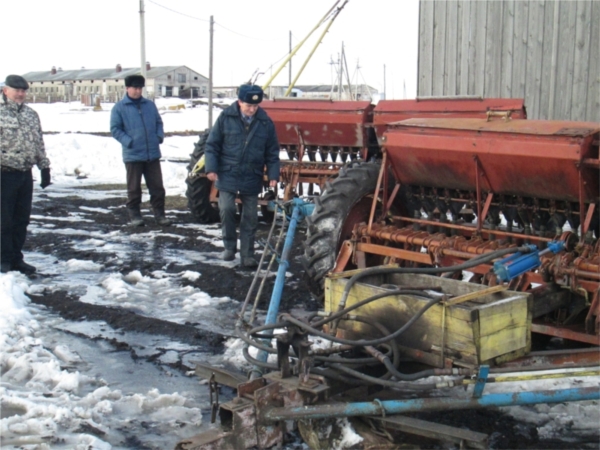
top-left (185, 131), bottom-right (220, 224)
top-left (302, 161), bottom-right (382, 300)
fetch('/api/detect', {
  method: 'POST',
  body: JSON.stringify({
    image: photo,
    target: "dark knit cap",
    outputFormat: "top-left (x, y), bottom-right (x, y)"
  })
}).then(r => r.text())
top-left (238, 84), bottom-right (263, 104)
top-left (5, 75), bottom-right (29, 90)
top-left (125, 75), bottom-right (145, 88)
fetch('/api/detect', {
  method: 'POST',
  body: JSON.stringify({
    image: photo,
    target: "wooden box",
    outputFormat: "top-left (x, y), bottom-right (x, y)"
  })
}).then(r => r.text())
top-left (324, 269), bottom-right (532, 368)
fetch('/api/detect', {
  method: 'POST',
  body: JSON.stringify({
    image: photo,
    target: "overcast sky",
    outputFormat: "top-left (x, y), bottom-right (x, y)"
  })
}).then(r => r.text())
top-left (0, 0), bottom-right (419, 99)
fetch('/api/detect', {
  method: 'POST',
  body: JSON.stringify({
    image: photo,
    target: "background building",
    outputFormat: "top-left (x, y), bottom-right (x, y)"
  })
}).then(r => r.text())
top-left (21, 63), bottom-right (209, 103)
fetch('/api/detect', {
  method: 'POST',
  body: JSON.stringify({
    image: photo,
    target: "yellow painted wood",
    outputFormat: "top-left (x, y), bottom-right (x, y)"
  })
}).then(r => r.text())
top-left (479, 326), bottom-right (529, 361)
top-left (325, 270), bottom-right (531, 366)
top-left (445, 285), bottom-right (508, 306)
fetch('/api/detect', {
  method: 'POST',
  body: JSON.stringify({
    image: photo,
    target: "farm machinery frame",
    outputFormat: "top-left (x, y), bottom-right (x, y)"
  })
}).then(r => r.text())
top-left (185, 97), bottom-right (527, 223)
top-left (178, 104), bottom-right (599, 449)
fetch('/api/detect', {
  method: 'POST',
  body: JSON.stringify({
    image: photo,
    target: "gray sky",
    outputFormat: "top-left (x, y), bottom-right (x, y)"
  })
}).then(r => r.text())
top-left (0, 0), bottom-right (419, 98)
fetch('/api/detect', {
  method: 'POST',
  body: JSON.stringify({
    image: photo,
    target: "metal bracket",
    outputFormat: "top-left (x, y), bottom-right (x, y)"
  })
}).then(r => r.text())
top-left (472, 365), bottom-right (490, 398)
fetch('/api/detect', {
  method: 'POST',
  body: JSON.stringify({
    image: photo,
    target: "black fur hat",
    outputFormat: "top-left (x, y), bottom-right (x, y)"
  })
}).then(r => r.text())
top-left (125, 75), bottom-right (145, 88)
top-left (238, 84), bottom-right (263, 104)
top-left (5, 75), bottom-right (29, 90)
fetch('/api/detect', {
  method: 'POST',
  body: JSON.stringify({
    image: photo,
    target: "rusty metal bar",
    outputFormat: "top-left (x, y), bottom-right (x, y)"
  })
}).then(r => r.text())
top-left (480, 192), bottom-right (494, 228)
top-left (356, 242), bottom-right (433, 265)
top-left (497, 347), bottom-right (600, 369)
top-left (367, 149), bottom-right (386, 234)
top-left (531, 323), bottom-right (600, 345)
top-left (583, 203), bottom-right (596, 237)
top-left (475, 156), bottom-right (483, 234)
top-left (372, 415), bottom-right (488, 449)
top-left (385, 217), bottom-right (554, 243)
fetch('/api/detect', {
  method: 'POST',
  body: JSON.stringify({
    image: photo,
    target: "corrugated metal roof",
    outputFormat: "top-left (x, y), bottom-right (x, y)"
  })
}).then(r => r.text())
top-left (21, 66), bottom-right (202, 82)
top-left (294, 84), bottom-right (376, 93)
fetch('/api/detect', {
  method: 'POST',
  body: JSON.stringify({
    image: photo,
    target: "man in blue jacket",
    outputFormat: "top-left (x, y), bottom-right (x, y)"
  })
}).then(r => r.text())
top-left (110, 75), bottom-right (171, 226)
top-left (205, 84), bottom-right (280, 268)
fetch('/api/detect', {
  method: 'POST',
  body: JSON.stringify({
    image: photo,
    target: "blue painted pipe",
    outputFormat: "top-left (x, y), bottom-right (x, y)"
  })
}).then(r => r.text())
top-left (265, 387), bottom-right (600, 421)
top-left (255, 200), bottom-right (312, 364)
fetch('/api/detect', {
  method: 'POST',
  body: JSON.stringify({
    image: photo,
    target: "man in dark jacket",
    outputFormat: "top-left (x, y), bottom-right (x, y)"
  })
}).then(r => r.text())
top-left (205, 84), bottom-right (280, 268)
top-left (1, 75), bottom-right (52, 274)
top-left (110, 74), bottom-right (171, 226)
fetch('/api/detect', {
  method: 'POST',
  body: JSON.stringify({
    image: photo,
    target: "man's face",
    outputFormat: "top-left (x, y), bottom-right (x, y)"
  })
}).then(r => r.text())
top-left (238, 100), bottom-right (259, 117)
top-left (3, 86), bottom-right (27, 104)
top-left (126, 86), bottom-right (143, 99)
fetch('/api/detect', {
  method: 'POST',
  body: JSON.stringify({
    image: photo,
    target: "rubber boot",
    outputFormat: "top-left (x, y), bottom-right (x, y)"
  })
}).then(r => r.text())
top-left (12, 260), bottom-right (36, 275)
top-left (154, 209), bottom-right (172, 226)
top-left (128, 208), bottom-right (145, 227)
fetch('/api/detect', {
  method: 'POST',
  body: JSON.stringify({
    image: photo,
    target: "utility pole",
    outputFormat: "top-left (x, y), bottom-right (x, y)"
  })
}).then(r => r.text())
top-left (338, 44), bottom-right (343, 100)
top-left (383, 64), bottom-right (386, 100)
top-left (139, 0), bottom-right (147, 97)
top-left (342, 43), bottom-right (352, 100)
top-left (208, 15), bottom-right (214, 130)
top-left (288, 31), bottom-right (292, 88)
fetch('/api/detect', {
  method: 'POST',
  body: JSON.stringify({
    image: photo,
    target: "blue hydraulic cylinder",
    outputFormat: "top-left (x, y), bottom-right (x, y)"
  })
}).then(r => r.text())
top-left (494, 241), bottom-right (565, 282)
top-left (265, 387), bottom-right (600, 421)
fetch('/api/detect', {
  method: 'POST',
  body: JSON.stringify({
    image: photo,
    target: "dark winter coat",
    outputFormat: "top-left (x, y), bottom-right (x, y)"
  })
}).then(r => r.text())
top-left (205, 102), bottom-right (280, 195)
top-left (110, 95), bottom-right (164, 163)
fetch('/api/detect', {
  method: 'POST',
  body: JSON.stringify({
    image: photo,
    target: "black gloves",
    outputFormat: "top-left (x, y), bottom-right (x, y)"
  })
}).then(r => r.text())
top-left (40, 168), bottom-right (51, 189)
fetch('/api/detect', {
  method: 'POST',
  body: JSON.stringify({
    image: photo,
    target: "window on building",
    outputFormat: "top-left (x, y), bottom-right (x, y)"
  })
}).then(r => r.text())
top-left (177, 73), bottom-right (186, 83)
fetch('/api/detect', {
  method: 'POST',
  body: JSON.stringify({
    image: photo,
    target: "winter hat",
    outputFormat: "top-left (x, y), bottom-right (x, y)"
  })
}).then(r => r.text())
top-left (238, 84), bottom-right (263, 104)
top-left (125, 75), bottom-right (145, 88)
top-left (4, 75), bottom-right (29, 90)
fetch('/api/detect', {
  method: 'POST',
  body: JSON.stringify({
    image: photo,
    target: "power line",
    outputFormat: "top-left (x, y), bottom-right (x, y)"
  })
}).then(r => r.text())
top-left (146, 0), bottom-right (209, 22)
top-left (146, 0), bottom-right (279, 42)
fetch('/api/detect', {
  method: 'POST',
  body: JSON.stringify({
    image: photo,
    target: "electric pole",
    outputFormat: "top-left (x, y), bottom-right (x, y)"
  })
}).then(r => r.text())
top-left (139, 0), bottom-right (147, 96)
top-left (383, 64), bottom-right (386, 100)
top-left (208, 15), bottom-right (214, 129)
top-left (289, 31), bottom-right (293, 89)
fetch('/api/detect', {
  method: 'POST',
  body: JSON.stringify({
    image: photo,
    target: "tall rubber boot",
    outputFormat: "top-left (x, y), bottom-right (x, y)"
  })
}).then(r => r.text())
top-left (128, 208), bottom-right (145, 227)
top-left (154, 209), bottom-right (172, 226)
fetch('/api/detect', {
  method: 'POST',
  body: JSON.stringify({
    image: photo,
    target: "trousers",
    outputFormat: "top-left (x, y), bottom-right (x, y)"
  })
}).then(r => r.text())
top-left (125, 159), bottom-right (166, 212)
top-left (218, 190), bottom-right (258, 258)
top-left (1, 169), bottom-right (33, 265)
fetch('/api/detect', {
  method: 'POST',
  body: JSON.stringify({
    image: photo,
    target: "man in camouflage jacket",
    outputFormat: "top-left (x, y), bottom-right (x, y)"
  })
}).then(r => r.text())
top-left (1, 75), bottom-right (51, 274)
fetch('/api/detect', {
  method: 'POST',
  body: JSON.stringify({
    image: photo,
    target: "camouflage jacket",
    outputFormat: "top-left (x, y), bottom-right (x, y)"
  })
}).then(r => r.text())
top-left (0, 98), bottom-right (50, 171)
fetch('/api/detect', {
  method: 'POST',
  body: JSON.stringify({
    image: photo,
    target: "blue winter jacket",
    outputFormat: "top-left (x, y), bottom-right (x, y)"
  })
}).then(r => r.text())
top-left (110, 95), bottom-right (164, 163)
top-left (205, 102), bottom-right (280, 195)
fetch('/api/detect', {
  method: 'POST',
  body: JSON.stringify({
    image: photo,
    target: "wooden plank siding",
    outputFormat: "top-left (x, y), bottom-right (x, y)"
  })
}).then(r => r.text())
top-left (431, 0), bottom-right (447, 96)
top-left (417, 0), bottom-right (599, 122)
top-left (588, 0), bottom-right (600, 121)
top-left (418, 0), bottom-right (435, 97)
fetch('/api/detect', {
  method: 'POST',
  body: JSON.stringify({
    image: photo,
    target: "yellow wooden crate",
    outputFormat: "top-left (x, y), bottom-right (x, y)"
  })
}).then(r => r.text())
top-left (324, 269), bottom-right (532, 368)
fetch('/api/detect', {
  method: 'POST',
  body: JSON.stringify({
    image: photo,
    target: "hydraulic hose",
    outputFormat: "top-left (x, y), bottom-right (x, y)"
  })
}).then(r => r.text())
top-left (334, 245), bottom-right (533, 324)
top-left (328, 363), bottom-right (440, 390)
top-left (279, 294), bottom-right (443, 347)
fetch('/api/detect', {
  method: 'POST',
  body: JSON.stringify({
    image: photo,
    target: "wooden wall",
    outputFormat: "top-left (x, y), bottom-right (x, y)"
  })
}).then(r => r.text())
top-left (418, 0), bottom-right (599, 122)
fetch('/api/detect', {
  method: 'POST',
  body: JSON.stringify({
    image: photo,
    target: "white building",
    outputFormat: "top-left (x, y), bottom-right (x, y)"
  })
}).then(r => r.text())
top-left (21, 63), bottom-right (209, 103)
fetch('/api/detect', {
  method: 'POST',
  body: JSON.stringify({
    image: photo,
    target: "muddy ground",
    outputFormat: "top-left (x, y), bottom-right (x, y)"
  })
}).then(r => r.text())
top-left (23, 186), bottom-right (597, 450)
